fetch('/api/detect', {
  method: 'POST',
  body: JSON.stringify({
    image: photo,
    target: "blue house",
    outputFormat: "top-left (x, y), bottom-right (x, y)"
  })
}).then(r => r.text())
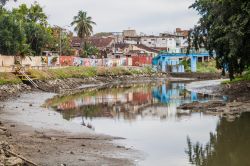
top-left (152, 51), bottom-right (210, 72)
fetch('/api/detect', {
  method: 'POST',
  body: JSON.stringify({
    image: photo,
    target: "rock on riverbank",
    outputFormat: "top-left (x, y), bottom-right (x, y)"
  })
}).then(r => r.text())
top-left (0, 84), bottom-right (31, 101)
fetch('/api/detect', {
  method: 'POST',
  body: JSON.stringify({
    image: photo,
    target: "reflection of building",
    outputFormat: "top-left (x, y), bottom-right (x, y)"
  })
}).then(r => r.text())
top-left (49, 83), bottom-right (220, 122)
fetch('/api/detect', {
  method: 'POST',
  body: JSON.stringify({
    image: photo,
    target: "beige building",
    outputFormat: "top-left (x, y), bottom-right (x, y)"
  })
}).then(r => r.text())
top-left (123, 29), bottom-right (137, 37)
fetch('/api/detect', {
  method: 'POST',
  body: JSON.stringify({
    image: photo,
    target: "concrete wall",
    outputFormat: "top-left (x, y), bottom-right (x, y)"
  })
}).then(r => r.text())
top-left (0, 54), bottom-right (152, 72)
top-left (0, 55), bottom-right (15, 67)
top-left (0, 55), bottom-right (15, 72)
top-left (21, 56), bottom-right (45, 67)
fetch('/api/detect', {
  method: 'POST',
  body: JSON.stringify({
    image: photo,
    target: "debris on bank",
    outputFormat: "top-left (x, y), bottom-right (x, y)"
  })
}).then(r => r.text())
top-left (178, 100), bottom-right (250, 122)
top-left (0, 125), bottom-right (37, 166)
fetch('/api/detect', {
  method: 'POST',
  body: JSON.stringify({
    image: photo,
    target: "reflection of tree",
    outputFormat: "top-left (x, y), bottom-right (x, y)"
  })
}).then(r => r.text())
top-left (59, 105), bottom-right (103, 120)
top-left (186, 113), bottom-right (250, 166)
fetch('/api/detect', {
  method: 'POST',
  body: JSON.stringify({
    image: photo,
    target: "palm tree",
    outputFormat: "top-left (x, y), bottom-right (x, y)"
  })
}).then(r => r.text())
top-left (71, 11), bottom-right (96, 48)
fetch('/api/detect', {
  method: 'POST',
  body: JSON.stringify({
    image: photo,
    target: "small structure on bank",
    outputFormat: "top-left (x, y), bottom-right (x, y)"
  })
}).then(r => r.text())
top-left (152, 51), bottom-right (211, 73)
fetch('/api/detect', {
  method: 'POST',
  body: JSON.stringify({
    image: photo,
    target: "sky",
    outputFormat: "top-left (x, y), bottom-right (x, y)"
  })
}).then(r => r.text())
top-left (6, 0), bottom-right (200, 35)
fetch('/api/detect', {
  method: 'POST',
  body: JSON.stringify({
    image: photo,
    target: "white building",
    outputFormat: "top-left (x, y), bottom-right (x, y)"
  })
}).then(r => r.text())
top-left (140, 35), bottom-right (178, 53)
top-left (122, 29), bottom-right (189, 54)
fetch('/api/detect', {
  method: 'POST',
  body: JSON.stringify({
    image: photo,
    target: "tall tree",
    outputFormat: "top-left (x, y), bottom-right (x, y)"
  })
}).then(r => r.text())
top-left (0, 10), bottom-right (27, 55)
top-left (0, 2), bottom-right (51, 56)
top-left (12, 2), bottom-right (51, 55)
top-left (47, 26), bottom-right (74, 55)
top-left (188, 0), bottom-right (250, 80)
top-left (71, 11), bottom-right (96, 48)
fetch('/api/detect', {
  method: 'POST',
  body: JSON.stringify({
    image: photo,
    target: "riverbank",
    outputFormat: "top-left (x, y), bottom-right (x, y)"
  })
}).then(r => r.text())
top-left (178, 80), bottom-right (250, 121)
top-left (0, 67), bottom-right (226, 101)
top-left (0, 71), bottom-right (181, 165)
top-left (0, 91), bottom-right (142, 166)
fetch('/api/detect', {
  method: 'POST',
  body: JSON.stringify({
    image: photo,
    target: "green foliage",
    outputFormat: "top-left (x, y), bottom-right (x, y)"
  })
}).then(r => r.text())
top-left (197, 60), bottom-right (219, 73)
top-left (24, 22), bottom-right (50, 55)
top-left (81, 42), bottom-right (99, 57)
top-left (0, 10), bottom-right (27, 55)
top-left (222, 68), bottom-right (250, 84)
top-left (28, 69), bottom-right (51, 80)
top-left (0, 73), bottom-right (21, 85)
top-left (71, 11), bottom-right (96, 40)
top-left (180, 59), bottom-right (191, 72)
top-left (0, 2), bottom-right (51, 56)
top-left (47, 26), bottom-right (74, 56)
top-left (189, 0), bottom-right (250, 80)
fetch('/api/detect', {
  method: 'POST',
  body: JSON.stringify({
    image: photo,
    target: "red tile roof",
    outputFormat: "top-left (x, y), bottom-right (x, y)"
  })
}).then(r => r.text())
top-left (89, 37), bottom-right (114, 49)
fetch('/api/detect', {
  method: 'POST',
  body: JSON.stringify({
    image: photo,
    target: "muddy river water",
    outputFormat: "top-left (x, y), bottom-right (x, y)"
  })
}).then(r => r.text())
top-left (45, 82), bottom-right (250, 166)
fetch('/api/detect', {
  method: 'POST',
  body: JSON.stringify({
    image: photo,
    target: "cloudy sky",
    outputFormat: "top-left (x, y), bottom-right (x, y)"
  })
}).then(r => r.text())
top-left (6, 0), bottom-right (200, 34)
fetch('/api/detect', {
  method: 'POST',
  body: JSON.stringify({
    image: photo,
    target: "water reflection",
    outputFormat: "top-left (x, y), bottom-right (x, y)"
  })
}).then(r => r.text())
top-left (45, 82), bottom-right (226, 166)
top-left (186, 113), bottom-right (250, 166)
top-left (46, 82), bottom-right (218, 123)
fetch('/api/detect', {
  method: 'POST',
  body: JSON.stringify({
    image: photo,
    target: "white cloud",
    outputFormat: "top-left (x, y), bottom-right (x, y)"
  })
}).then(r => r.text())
top-left (6, 0), bottom-right (200, 34)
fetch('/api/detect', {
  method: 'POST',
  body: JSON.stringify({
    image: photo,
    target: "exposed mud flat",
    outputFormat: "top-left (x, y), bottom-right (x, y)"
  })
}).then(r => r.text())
top-left (170, 72), bottom-right (224, 80)
top-left (0, 92), bottom-right (141, 166)
top-left (179, 80), bottom-right (250, 121)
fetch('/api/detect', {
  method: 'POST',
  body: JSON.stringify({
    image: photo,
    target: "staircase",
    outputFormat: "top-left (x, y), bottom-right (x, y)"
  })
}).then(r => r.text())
top-left (14, 67), bottom-right (39, 88)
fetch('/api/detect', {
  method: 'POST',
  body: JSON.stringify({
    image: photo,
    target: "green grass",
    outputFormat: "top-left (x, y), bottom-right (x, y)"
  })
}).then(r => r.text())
top-left (0, 66), bottom-right (155, 85)
top-left (222, 69), bottom-right (250, 84)
top-left (0, 73), bottom-right (22, 85)
top-left (28, 66), bottom-right (155, 80)
top-left (197, 60), bottom-right (219, 73)
top-left (181, 59), bottom-right (219, 73)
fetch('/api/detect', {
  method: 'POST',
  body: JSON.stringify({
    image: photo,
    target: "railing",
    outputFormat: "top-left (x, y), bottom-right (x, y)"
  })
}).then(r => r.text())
top-left (19, 70), bottom-right (39, 88)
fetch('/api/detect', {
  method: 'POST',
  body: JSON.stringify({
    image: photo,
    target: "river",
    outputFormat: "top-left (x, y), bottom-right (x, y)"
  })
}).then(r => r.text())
top-left (44, 81), bottom-right (250, 166)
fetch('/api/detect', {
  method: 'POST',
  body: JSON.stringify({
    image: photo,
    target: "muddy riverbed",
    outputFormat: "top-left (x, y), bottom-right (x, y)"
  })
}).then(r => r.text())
top-left (0, 92), bottom-right (141, 166)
